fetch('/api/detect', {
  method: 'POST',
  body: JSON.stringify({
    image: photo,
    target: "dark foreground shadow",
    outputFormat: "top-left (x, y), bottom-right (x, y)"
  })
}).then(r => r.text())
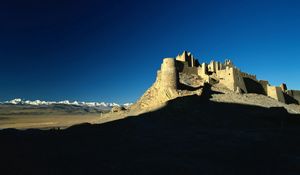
top-left (1, 87), bottom-right (300, 175)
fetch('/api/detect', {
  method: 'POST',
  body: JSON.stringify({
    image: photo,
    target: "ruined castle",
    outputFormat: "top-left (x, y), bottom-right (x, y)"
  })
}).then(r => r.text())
top-left (133, 51), bottom-right (300, 109)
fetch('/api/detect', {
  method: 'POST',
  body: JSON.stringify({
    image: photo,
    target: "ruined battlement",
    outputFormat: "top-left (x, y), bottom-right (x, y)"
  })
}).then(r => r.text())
top-left (175, 51), bottom-right (198, 67)
top-left (240, 72), bottom-right (257, 81)
top-left (133, 51), bottom-right (300, 110)
top-left (155, 51), bottom-right (300, 105)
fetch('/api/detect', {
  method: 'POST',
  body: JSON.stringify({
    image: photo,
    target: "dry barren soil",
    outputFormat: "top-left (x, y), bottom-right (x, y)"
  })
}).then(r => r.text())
top-left (1, 85), bottom-right (300, 174)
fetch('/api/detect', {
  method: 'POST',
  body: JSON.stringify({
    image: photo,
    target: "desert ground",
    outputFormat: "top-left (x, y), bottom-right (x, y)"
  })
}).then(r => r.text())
top-left (0, 83), bottom-right (299, 130)
top-left (0, 110), bottom-right (147, 130)
top-left (1, 91), bottom-right (300, 174)
top-left (1, 84), bottom-right (300, 174)
top-left (0, 114), bottom-right (102, 129)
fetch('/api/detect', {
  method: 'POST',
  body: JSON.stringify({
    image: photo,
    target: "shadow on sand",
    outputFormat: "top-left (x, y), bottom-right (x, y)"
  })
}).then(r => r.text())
top-left (1, 85), bottom-right (300, 175)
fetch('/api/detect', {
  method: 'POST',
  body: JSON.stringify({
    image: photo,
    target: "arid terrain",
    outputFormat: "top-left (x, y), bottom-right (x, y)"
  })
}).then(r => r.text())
top-left (0, 103), bottom-right (133, 129)
top-left (0, 79), bottom-right (299, 130)
top-left (1, 84), bottom-right (300, 175)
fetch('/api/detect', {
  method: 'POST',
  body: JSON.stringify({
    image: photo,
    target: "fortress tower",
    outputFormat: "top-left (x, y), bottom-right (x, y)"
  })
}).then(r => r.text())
top-left (160, 58), bottom-right (179, 90)
top-left (134, 51), bottom-right (300, 110)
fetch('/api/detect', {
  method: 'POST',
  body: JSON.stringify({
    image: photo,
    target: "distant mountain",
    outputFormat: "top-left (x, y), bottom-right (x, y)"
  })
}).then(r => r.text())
top-left (0, 99), bottom-right (133, 116)
top-left (1, 98), bottom-right (132, 109)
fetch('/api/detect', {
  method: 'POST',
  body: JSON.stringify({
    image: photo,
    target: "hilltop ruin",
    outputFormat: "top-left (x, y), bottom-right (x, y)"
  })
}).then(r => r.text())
top-left (132, 51), bottom-right (300, 110)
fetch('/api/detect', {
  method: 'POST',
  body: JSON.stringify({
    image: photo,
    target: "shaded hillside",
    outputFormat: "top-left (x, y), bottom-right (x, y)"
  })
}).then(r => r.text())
top-left (1, 86), bottom-right (300, 175)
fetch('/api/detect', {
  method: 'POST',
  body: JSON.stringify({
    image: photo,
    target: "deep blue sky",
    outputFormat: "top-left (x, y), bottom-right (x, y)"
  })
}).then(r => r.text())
top-left (0, 0), bottom-right (299, 103)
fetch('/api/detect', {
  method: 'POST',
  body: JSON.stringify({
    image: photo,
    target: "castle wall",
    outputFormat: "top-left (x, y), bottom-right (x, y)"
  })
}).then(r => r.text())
top-left (178, 61), bottom-right (198, 75)
top-left (183, 66), bottom-right (198, 75)
top-left (240, 72), bottom-right (268, 95)
top-left (232, 68), bottom-right (248, 93)
top-left (240, 72), bottom-right (257, 81)
top-left (198, 63), bottom-right (211, 83)
top-left (208, 61), bottom-right (223, 74)
top-left (161, 58), bottom-right (179, 90)
top-left (217, 68), bottom-right (234, 90)
top-left (243, 77), bottom-right (265, 95)
top-left (217, 67), bottom-right (247, 93)
top-left (267, 85), bottom-right (285, 103)
top-left (287, 90), bottom-right (300, 104)
top-left (259, 80), bottom-right (269, 95)
top-left (208, 61), bottom-right (216, 73)
top-left (201, 63), bottom-right (207, 75)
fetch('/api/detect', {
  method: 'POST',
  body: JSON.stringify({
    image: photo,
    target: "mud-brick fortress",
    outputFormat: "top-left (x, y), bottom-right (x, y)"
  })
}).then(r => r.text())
top-left (133, 51), bottom-right (300, 109)
top-left (156, 51), bottom-right (300, 105)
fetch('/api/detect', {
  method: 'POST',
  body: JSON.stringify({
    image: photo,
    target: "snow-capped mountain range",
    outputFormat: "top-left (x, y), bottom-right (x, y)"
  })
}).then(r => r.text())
top-left (1, 98), bottom-right (132, 108)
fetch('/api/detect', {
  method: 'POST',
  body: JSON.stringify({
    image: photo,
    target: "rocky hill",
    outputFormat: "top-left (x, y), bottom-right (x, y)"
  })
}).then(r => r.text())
top-left (130, 51), bottom-right (300, 114)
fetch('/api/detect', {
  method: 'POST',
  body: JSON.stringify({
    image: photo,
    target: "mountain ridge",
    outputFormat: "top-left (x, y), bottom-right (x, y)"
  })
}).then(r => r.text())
top-left (1, 98), bottom-right (132, 108)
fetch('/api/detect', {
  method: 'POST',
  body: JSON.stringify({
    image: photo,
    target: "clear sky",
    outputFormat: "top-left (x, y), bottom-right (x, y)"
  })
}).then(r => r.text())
top-left (0, 0), bottom-right (299, 103)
